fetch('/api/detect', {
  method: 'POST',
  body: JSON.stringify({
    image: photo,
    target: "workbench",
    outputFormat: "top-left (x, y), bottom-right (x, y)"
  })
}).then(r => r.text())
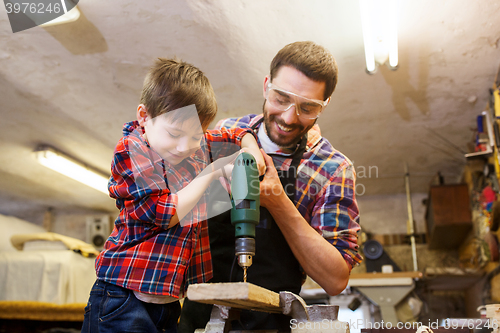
top-left (348, 272), bottom-right (423, 326)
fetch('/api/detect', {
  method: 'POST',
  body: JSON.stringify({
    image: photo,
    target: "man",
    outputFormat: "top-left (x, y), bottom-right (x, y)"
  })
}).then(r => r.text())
top-left (179, 41), bottom-right (362, 332)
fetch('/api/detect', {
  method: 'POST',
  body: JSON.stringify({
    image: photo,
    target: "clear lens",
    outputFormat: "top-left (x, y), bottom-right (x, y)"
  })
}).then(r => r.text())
top-left (266, 87), bottom-right (323, 119)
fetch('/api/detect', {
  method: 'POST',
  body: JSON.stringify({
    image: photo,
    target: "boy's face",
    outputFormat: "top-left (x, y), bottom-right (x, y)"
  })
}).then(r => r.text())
top-left (138, 105), bottom-right (205, 165)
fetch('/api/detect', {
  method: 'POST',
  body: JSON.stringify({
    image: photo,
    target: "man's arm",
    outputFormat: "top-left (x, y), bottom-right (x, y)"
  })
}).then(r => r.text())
top-left (258, 150), bottom-right (351, 296)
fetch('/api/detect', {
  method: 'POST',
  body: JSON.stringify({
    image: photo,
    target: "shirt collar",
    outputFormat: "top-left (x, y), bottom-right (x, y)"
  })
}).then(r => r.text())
top-left (257, 125), bottom-right (294, 156)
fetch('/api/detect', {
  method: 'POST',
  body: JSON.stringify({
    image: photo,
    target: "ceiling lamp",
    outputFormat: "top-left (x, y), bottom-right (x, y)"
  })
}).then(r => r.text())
top-left (34, 146), bottom-right (109, 194)
top-left (359, 0), bottom-right (398, 74)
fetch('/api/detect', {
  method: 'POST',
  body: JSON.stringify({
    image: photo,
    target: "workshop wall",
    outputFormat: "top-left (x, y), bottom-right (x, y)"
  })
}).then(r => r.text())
top-left (357, 193), bottom-right (428, 235)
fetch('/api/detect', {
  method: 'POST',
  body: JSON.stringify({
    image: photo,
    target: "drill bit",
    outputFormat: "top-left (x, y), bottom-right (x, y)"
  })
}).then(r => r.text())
top-left (243, 267), bottom-right (247, 282)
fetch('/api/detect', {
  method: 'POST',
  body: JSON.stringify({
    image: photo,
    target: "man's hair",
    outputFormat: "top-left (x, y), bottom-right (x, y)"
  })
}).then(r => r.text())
top-left (270, 41), bottom-right (338, 101)
top-left (140, 58), bottom-right (217, 129)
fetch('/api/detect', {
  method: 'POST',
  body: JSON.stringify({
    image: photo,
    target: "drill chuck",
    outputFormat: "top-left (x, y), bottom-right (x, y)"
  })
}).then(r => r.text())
top-left (235, 237), bottom-right (255, 268)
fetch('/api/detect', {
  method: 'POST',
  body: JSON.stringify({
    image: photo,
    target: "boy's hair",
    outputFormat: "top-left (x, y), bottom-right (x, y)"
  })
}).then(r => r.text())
top-left (140, 58), bottom-right (217, 129)
top-left (270, 41), bottom-right (338, 101)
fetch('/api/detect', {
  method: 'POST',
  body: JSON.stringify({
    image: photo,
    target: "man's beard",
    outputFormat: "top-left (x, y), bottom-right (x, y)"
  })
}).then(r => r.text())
top-left (262, 101), bottom-right (315, 148)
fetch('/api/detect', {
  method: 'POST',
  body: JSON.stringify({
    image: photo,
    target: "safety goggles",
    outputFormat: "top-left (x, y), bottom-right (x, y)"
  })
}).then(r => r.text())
top-left (265, 83), bottom-right (330, 120)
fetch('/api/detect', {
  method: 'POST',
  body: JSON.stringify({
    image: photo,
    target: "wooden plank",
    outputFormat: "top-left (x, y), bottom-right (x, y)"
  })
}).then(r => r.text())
top-left (349, 277), bottom-right (413, 287)
top-left (350, 271), bottom-right (423, 280)
top-left (371, 234), bottom-right (426, 246)
top-left (0, 301), bottom-right (85, 321)
top-left (186, 282), bottom-right (281, 313)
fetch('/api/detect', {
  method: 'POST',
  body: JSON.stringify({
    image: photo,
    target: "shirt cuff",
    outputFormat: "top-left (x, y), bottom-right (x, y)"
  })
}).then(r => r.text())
top-left (156, 192), bottom-right (178, 229)
top-left (232, 126), bottom-right (255, 146)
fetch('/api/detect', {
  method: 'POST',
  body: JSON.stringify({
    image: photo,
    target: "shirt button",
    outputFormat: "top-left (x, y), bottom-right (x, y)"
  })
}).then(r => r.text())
top-left (181, 259), bottom-right (187, 265)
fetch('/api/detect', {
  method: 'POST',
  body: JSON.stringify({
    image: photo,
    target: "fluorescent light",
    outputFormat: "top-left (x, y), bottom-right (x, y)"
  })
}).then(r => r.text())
top-left (360, 0), bottom-right (376, 73)
top-left (34, 146), bottom-right (109, 194)
top-left (387, 0), bottom-right (398, 68)
top-left (359, 0), bottom-right (398, 74)
top-left (41, 5), bottom-right (80, 27)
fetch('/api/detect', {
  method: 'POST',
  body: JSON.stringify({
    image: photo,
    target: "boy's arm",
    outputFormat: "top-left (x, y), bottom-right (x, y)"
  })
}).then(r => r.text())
top-left (169, 155), bottom-right (235, 227)
top-left (109, 136), bottom-right (178, 230)
top-left (110, 133), bottom-right (237, 230)
top-left (206, 127), bottom-right (265, 175)
top-left (204, 126), bottom-right (250, 158)
top-left (240, 133), bottom-right (265, 175)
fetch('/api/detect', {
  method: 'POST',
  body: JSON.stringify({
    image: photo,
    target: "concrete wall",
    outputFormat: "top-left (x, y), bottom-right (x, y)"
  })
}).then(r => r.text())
top-left (357, 193), bottom-right (428, 235)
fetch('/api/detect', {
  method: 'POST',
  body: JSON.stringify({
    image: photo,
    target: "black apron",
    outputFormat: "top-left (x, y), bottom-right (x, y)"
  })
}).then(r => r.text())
top-left (179, 119), bottom-right (307, 332)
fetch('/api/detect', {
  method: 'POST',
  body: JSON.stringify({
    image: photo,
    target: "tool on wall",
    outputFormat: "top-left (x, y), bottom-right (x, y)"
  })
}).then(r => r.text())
top-left (363, 239), bottom-right (402, 272)
top-left (465, 111), bottom-right (495, 158)
top-left (404, 163), bottom-right (419, 272)
top-left (230, 152), bottom-right (260, 282)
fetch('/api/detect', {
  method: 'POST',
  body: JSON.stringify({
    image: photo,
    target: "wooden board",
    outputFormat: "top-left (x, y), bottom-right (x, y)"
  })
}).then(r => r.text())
top-left (371, 233), bottom-right (426, 246)
top-left (186, 282), bottom-right (281, 313)
top-left (0, 301), bottom-right (85, 321)
top-left (350, 271), bottom-right (423, 279)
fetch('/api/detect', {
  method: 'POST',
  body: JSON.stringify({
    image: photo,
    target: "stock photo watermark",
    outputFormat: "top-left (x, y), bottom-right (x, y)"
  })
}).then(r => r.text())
top-left (290, 318), bottom-right (499, 333)
top-left (353, 162), bottom-right (379, 196)
top-left (290, 318), bottom-right (496, 331)
top-left (242, 162), bottom-right (379, 198)
top-left (4, 0), bottom-right (79, 33)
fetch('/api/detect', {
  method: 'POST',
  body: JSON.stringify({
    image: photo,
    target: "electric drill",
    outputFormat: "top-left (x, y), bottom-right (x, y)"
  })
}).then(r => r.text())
top-left (230, 152), bottom-right (260, 282)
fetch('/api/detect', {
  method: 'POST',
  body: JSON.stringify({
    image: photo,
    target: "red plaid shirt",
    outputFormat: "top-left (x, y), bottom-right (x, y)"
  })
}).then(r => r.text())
top-left (95, 121), bottom-right (251, 297)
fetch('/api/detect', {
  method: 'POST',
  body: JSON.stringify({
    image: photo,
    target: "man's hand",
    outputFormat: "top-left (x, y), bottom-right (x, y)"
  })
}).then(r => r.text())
top-left (258, 150), bottom-right (350, 295)
top-left (259, 149), bottom-right (286, 208)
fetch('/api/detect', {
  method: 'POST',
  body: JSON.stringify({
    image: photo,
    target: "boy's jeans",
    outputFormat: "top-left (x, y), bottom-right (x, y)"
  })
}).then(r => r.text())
top-left (81, 280), bottom-right (181, 333)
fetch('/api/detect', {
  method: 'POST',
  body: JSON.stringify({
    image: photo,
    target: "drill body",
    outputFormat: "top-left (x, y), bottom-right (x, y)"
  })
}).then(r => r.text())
top-left (230, 152), bottom-right (260, 281)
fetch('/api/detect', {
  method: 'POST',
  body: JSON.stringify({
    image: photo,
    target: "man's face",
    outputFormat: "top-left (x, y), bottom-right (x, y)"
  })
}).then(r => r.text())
top-left (262, 66), bottom-right (326, 148)
top-left (144, 114), bottom-right (205, 165)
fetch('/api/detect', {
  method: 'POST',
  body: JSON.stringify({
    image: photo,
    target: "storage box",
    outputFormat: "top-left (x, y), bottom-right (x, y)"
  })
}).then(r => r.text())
top-left (425, 184), bottom-right (472, 249)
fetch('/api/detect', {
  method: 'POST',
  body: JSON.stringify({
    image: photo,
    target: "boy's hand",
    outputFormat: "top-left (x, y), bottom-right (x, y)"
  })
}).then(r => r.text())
top-left (240, 133), bottom-right (266, 176)
top-left (209, 151), bottom-right (238, 180)
top-left (241, 147), bottom-right (266, 176)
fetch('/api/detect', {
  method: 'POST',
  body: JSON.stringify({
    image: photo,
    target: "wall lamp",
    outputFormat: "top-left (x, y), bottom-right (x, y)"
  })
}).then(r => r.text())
top-left (34, 145), bottom-right (109, 195)
top-left (359, 0), bottom-right (398, 74)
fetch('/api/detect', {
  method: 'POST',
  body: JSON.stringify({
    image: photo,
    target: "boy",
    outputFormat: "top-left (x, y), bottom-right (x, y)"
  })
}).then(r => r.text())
top-left (81, 58), bottom-right (264, 333)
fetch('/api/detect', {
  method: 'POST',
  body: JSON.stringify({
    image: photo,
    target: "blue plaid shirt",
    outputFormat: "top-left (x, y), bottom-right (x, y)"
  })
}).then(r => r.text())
top-left (216, 114), bottom-right (362, 269)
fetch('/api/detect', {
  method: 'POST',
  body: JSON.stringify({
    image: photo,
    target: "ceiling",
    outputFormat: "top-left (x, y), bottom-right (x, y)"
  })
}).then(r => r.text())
top-left (0, 0), bottom-right (499, 221)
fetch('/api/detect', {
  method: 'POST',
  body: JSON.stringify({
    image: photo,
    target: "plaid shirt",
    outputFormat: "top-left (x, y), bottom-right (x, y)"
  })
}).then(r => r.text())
top-left (95, 121), bottom-right (250, 297)
top-left (216, 114), bottom-right (362, 269)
